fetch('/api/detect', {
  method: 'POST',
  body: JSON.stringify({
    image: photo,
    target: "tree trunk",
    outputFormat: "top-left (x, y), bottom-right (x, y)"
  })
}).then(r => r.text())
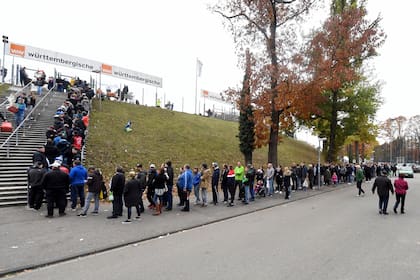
top-left (327, 90), bottom-right (338, 162)
top-left (268, 109), bottom-right (279, 166)
top-left (355, 141), bottom-right (359, 163)
top-left (244, 153), bottom-right (253, 166)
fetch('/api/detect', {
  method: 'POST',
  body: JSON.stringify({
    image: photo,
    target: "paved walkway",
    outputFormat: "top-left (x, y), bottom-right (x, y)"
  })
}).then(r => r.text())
top-left (0, 184), bottom-right (350, 277)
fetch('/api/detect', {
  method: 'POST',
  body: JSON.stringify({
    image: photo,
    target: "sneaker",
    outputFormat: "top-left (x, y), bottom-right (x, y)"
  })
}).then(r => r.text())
top-left (59, 213), bottom-right (67, 217)
top-left (71, 208), bottom-right (77, 212)
top-left (78, 213), bottom-right (87, 217)
top-left (91, 211), bottom-right (99, 216)
top-left (107, 215), bottom-right (118, 219)
top-left (279, 191), bottom-right (282, 194)
top-left (45, 215), bottom-right (53, 218)
top-left (393, 208), bottom-right (397, 214)
top-left (383, 212), bottom-right (389, 215)
top-left (135, 216), bottom-right (141, 220)
top-left (122, 220), bottom-right (132, 224)
top-left (227, 203), bottom-right (234, 207)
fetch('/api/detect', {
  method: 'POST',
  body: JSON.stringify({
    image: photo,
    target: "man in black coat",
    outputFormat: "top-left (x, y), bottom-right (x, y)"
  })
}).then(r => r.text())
top-left (41, 161), bottom-right (70, 217)
top-left (107, 167), bottom-right (125, 219)
top-left (136, 164), bottom-right (147, 213)
top-left (27, 161), bottom-right (47, 210)
top-left (211, 162), bottom-right (220, 205)
top-left (372, 171), bottom-right (394, 215)
top-left (164, 161), bottom-right (174, 211)
top-left (32, 146), bottom-right (49, 170)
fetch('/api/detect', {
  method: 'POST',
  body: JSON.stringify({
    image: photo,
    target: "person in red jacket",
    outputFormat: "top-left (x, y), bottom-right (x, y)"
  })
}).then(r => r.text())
top-left (393, 173), bottom-right (409, 214)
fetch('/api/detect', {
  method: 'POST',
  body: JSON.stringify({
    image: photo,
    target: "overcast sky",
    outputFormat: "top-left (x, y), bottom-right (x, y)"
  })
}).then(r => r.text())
top-left (1, 0), bottom-right (418, 143)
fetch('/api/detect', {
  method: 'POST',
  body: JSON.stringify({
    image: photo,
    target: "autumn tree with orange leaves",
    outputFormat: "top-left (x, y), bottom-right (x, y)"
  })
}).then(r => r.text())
top-left (304, 0), bottom-right (385, 162)
top-left (212, 0), bottom-right (319, 166)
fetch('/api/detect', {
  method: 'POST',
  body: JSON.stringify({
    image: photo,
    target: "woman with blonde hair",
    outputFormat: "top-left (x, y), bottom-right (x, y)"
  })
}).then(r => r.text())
top-left (283, 167), bottom-right (292, 200)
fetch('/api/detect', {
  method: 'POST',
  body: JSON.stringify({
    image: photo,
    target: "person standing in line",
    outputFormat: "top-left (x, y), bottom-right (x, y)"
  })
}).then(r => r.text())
top-left (192, 167), bottom-right (201, 205)
top-left (283, 167), bottom-right (292, 200)
top-left (136, 164), bottom-right (147, 213)
top-left (107, 167), bottom-right (125, 219)
top-left (220, 164), bottom-right (229, 203)
top-left (152, 167), bottom-right (169, 215)
top-left (211, 162), bottom-right (220, 205)
top-left (200, 163), bottom-right (212, 207)
top-left (372, 171), bottom-right (394, 215)
top-left (265, 163), bottom-right (275, 196)
top-left (41, 161), bottom-right (69, 217)
top-left (69, 159), bottom-right (87, 211)
top-left (234, 161), bottom-right (245, 200)
top-left (393, 173), bottom-right (409, 214)
top-left (181, 165), bottom-right (193, 212)
top-left (122, 170), bottom-right (142, 224)
top-left (355, 164), bottom-right (365, 196)
top-left (27, 161), bottom-right (47, 210)
top-left (146, 164), bottom-right (157, 209)
top-left (78, 167), bottom-right (102, 217)
top-left (164, 161), bottom-right (174, 211)
top-left (227, 165), bottom-right (236, 207)
top-left (247, 164), bottom-right (256, 201)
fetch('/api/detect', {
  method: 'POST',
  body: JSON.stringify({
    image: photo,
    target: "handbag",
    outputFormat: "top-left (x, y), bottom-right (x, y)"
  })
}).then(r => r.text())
top-left (155, 188), bottom-right (166, 196)
top-left (7, 105), bottom-right (18, 113)
top-left (108, 191), bottom-right (114, 201)
top-left (0, 121), bottom-right (13, 133)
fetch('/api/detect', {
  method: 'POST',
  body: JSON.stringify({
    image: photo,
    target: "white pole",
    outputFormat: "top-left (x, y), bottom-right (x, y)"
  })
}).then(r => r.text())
top-left (195, 59), bottom-right (198, 114)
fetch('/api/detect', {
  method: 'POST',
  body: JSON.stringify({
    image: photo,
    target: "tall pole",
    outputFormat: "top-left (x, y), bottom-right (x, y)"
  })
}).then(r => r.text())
top-left (195, 60), bottom-right (198, 114)
top-left (2, 35), bottom-right (8, 83)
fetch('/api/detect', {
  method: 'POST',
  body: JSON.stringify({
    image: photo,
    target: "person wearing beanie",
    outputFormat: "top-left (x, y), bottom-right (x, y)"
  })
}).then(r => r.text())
top-left (122, 170), bottom-right (142, 224)
top-left (78, 167), bottom-right (103, 217)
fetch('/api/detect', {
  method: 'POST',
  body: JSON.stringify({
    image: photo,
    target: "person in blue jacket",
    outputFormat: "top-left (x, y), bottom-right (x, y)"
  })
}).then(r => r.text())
top-left (181, 165), bottom-right (193, 212)
top-left (69, 159), bottom-right (88, 210)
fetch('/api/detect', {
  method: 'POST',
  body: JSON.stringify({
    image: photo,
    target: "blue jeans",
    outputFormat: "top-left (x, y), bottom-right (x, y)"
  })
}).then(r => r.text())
top-left (267, 179), bottom-right (274, 196)
top-left (71, 184), bottom-right (85, 209)
top-left (244, 185), bottom-right (250, 203)
top-left (194, 184), bottom-right (201, 203)
top-left (81, 192), bottom-right (99, 214)
top-left (379, 195), bottom-right (389, 213)
top-left (166, 185), bottom-right (173, 209)
top-left (15, 111), bottom-right (24, 127)
top-left (201, 188), bottom-right (207, 205)
top-left (249, 182), bottom-right (255, 200)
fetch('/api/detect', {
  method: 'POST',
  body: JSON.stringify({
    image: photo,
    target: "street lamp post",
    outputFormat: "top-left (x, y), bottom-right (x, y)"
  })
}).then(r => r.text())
top-left (2, 35), bottom-right (8, 83)
top-left (318, 137), bottom-right (327, 189)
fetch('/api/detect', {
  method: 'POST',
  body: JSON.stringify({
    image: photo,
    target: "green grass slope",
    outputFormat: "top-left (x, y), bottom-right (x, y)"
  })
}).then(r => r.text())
top-left (85, 100), bottom-right (318, 180)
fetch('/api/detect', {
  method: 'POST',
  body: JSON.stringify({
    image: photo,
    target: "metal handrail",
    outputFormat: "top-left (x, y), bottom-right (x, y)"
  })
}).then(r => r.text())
top-left (0, 85), bottom-right (56, 157)
top-left (0, 82), bottom-right (33, 117)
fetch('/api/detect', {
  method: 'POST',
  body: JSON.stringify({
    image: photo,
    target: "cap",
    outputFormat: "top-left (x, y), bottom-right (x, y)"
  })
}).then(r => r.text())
top-left (150, 164), bottom-right (156, 168)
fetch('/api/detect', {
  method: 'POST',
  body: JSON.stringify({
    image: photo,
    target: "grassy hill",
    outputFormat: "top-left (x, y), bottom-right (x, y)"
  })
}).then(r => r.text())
top-left (85, 100), bottom-right (318, 180)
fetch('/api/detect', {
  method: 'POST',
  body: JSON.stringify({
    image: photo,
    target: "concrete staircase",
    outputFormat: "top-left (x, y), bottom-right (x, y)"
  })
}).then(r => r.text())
top-left (0, 90), bottom-right (68, 206)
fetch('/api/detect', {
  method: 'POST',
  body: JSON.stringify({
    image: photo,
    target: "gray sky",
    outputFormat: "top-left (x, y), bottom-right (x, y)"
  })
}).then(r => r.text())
top-left (1, 0), bottom-right (418, 143)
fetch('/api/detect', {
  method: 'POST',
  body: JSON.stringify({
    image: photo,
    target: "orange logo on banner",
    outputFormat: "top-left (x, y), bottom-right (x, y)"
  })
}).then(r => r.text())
top-left (9, 43), bottom-right (25, 57)
top-left (202, 90), bottom-right (209, 97)
top-left (101, 64), bottom-right (112, 74)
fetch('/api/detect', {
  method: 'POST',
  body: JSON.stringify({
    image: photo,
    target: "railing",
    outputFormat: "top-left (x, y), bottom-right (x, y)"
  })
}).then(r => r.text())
top-left (0, 82), bottom-right (33, 118)
top-left (0, 85), bottom-right (56, 157)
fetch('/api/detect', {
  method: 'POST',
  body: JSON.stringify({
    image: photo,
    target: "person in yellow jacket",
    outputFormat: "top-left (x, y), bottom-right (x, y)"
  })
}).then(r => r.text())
top-left (200, 163), bottom-right (212, 207)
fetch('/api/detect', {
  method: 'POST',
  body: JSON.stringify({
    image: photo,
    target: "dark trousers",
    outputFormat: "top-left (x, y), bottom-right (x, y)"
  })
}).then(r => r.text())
top-left (394, 193), bottom-right (406, 212)
top-left (71, 184), bottom-right (85, 209)
top-left (285, 186), bottom-right (291, 199)
top-left (139, 189), bottom-right (145, 212)
top-left (357, 181), bottom-right (365, 195)
top-left (221, 183), bottom-right (229, 202)
top-left (212, 184), bottom-right (218, 204)
top-left (147, 188), bottom-right (155, 206)
top-left (177, 185), bottom-right (185, 206)
top-left (46, 189), bottom-right (67, 216)
top-left (235, 180), bottom-right (243, 199)
top-left (127, 205), bottom-right (141, 219)
top-left (378, 195), bottom-right (389, 213)
top-left (28, 187), bottom-right (44, 209)
top-left (228, 183), bottom-right (236, 203)
top-left (165, 185), bottom-right (173, 209)
top-left (112, 193), bottom-right (123, 216)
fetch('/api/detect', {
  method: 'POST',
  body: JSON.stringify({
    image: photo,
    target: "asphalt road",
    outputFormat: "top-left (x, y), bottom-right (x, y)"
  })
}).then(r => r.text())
top-left (7, 176), bottom-right (420, 280)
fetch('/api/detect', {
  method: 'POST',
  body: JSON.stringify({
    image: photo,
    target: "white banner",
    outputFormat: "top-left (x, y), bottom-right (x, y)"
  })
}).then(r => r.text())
top-left (201, 89), bottom-right (226, 102)
top-left (6, 42), bottom-right (163, 87)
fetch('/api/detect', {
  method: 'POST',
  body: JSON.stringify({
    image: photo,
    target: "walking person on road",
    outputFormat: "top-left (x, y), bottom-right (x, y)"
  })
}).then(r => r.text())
top-left (78, 167), bottom-right (102, 217)
top-left (372, 171), bottom-right (394, 215)
top-left (122, 170), bottom-right (142, 224)
top-left (393, 173), bottom-right (409, 214)
top-left (355, 164), bottom-right (365, 197)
